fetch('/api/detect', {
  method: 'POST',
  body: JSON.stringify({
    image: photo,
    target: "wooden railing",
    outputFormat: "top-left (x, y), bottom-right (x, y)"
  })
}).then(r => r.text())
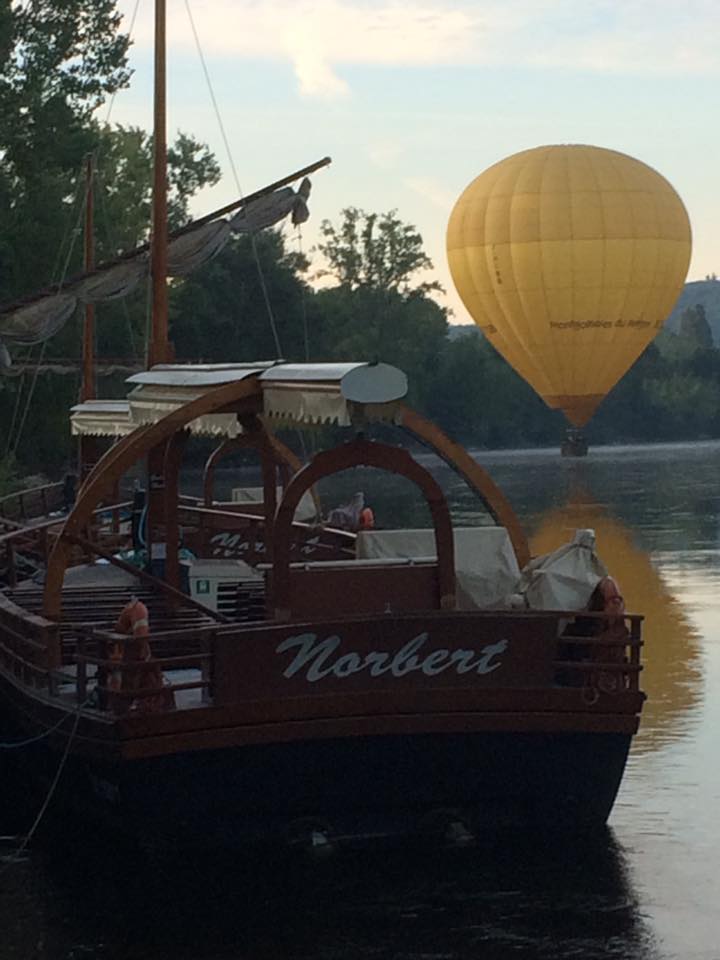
top-left (73, 623), bottom-right (217, 709)
top-left (0, 592), bottom-right (61, 690)
top-left (0, 481), bottom-right (64, 522)
top-left (0, 500), bottom-right (132, 587)
top-left (554, 611), bottom-right (643, 693)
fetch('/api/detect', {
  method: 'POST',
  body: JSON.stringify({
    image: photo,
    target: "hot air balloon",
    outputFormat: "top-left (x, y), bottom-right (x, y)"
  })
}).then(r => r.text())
top-left (446, 144), bottom-right (692, 453)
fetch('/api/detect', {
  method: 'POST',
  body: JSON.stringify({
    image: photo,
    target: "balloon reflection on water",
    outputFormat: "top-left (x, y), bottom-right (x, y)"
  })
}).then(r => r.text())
top-left (530, 499), bottom-right (703, 752)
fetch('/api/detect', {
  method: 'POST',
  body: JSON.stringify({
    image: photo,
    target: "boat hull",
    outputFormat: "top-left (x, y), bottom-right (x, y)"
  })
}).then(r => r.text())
top-left (18, 729), bottom-right (632, 849)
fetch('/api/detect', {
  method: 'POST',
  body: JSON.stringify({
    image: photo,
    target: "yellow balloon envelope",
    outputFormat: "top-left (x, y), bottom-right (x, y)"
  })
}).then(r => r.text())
top-left (447, 144), bottom-right (692, 426)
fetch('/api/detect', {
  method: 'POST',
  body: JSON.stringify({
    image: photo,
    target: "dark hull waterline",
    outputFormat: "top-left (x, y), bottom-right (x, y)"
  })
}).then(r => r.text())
top-left (14, 729), bottom-right (631, 850)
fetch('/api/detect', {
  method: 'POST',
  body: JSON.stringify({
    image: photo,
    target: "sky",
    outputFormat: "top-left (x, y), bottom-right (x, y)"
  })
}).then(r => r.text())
top-left (110, 0), bottom-right (719, 323)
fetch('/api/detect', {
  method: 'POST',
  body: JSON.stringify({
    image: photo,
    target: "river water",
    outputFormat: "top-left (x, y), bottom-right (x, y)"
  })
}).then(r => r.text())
top-left (1, 440), bottom-right (719, 959)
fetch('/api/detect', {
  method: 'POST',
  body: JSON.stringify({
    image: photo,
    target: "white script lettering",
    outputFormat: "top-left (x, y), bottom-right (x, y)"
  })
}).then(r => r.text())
top-left (275, 633), bottom-right (508, 683)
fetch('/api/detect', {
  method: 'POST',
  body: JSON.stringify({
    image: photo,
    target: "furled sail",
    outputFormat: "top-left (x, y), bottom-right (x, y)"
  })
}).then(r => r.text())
top-left (0, 178), bottom-right (313, 366)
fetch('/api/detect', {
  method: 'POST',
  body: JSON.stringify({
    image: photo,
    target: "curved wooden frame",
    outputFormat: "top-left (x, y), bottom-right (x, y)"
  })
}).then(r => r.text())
top-left (202, 435), bottom-right (301, 507)
top-left (43, 378), bottom-right (263, 617)
top-left (398, 405), bottom-right (530, 566)
top-left (271, 438), bottom-right (456, 620)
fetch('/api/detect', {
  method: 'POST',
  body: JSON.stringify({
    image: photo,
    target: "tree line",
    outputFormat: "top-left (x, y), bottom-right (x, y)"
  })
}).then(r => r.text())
top-left (1, 1), bottom-right (719, 488)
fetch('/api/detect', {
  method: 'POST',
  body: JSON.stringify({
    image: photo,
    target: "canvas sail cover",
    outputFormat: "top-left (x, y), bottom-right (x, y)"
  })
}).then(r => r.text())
top-left (0, 178), bottom-right (313, 364)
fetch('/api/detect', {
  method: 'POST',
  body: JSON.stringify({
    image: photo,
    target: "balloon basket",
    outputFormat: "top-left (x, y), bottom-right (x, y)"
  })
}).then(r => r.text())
top-left (560, 429), bottom-right (588, 458)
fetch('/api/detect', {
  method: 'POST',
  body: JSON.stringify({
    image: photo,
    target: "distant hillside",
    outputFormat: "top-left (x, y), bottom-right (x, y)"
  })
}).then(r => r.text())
top-left (447, 323), bottom-right (478, 341)
top-left (665, 279), bottom-right (720, 343)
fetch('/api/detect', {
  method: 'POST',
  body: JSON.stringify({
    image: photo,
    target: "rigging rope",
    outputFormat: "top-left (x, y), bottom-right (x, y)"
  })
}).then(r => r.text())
top-left (0, 701), bottom-right (85, 871)
top-left (102, 0), bottom-right (142, 127)
top-left (94, 162), bottom-right (142, 361)
top-left (183, 0), bottom-right (284, 359)
top-left (7, 162), bottom-right (88, 454)
top-left (4, 365), bottom-right (26, 457)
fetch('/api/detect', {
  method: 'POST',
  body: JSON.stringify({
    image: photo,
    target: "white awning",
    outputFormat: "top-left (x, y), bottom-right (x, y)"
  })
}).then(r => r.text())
top-left (124, 361), bottom-right (408, 432)
top-left (70, 400), bottom-right (134, 437)
top-left (127, 364), bottom-right (273, 435)
top-left (260, 362), bottom-right (408, 426)
top-left (127, 384), bottom-right (244, 437)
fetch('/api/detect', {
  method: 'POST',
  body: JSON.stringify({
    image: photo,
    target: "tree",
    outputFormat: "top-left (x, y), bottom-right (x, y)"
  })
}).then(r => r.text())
top-left (0, 0), bottom-right (131, 301)
top-left (316, 207), bottom-right (441, 296)
top-left (170, 231), bottom-right (311, 364)
top-left (310, 208), bottom-right (448, 409)
top-left (0, 3), bottom-right (223, 473)
top-left (679, 304), bottom-right (713, 350)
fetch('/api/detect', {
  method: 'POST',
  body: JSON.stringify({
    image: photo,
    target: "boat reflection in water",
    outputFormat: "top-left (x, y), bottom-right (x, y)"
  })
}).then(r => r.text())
top-left (530, 498), bottom-right (703, 753)
top-left (0, 828), bottom-right (659, 960)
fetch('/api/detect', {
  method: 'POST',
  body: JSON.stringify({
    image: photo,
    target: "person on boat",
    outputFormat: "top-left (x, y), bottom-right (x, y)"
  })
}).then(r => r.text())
top-left (106, 596), bottom-right (175, 713)
top-left (358, 502), bottom-right (375, 531)
top-left (325, 492), bottom-right (374, 532)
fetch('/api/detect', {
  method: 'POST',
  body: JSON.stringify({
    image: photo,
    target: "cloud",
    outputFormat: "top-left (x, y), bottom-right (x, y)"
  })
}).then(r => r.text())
top-left (404, 176), bottom-right (456, 212)
top-left (118, 0), bottom-right (720, 100)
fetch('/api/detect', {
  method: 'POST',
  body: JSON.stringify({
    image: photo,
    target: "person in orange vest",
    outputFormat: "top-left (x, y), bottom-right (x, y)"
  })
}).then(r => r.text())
top-left (358, 503), bottom-right (375, 531)
top-left (108, 596), bottom-right (175, 713)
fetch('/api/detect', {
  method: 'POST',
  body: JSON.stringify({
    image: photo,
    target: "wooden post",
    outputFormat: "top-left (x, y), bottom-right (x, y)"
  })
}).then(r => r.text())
top-left (148, 0), bottom-right (170, 368)
top-left (163, 432), bottom-right (188, 593)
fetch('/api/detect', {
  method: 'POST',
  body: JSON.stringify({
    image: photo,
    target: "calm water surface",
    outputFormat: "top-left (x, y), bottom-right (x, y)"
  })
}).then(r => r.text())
top-left (1, 440), bottom-right (719, 959)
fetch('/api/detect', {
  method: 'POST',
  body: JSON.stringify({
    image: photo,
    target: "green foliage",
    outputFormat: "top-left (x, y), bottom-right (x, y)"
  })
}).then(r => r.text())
top-left (316, 207), bottom-right (441, 296)
top-left (310, 207), bottom-right (447, 408)
top-left (0, 452), bottom-right (19, 496)
top-left (170, 231), bottom-right (311, 363)
top-left (679, 304), bottom-right (713, 350)
top-left (427, 332), bottom-right (562, 447)
top-left (0, 0), bottom-right (131, 301)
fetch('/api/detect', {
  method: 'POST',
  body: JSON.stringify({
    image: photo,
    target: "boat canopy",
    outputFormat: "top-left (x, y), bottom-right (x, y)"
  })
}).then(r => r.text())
top-left (126, 361), bottom-right (409, 433)
top-left (70, 400), bottom-right (133, 437)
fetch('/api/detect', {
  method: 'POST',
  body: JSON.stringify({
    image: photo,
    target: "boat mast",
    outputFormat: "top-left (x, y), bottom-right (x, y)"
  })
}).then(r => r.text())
top-left (81, 153), bottom-right (96, 401)
top-left (149, 0), bottom-right (170, 367)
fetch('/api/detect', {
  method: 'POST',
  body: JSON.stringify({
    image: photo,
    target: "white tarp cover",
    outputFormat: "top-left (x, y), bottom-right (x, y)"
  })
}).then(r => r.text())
top-left (513, 529), bottom-right (607, 611)
top-left (231, 486), bottom-right (318, 522)
top-left (355, 526), bottom-right (521, 610)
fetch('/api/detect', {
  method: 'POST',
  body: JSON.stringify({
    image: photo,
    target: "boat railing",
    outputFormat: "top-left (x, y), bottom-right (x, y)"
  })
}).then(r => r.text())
top-left (0, 591), bottom-right (61, 689)
top-left (0, 500), bottom-right (133, 586)
top-left (554, 610), bottom-right (644, 693)
top-left (71, 622), bottom-right (217, 709)
top-left (0, 481), bottom-right (64, 523)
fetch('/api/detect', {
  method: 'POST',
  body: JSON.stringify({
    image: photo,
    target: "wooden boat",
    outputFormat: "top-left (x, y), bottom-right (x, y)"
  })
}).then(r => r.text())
top-left (0, 1), bottom-right (645, 851)
top-left (0, 359), bottom-right (646, 848)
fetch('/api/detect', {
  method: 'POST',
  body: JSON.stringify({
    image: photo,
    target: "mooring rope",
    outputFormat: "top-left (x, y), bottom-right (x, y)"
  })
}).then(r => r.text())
top-left (0, 700), bottom-right (85, 870)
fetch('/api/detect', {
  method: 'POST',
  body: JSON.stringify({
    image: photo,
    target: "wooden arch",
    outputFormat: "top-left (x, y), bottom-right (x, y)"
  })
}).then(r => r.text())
top-left (272, 438), bottom-right (456, 620)
top-left (43, 377), bottom-right (263, 617)
top-left (398, 405), bottom-right (530, 567)
top-left (202, 435), bottom-right (301, 507)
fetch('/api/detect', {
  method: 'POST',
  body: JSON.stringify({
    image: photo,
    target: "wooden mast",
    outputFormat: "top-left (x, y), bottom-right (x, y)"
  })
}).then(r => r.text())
top-left (149, 0), bottom-right (170, 368)
top-left (146, 0), bottom-right (171, 580)
top-left (81, 154), bottom-right (96, 401)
